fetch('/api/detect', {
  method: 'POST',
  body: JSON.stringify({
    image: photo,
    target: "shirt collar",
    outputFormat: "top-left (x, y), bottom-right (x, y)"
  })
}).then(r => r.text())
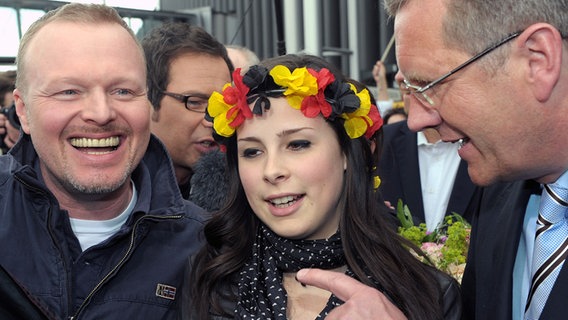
top-left (550, 170), bottom-right (568, 190)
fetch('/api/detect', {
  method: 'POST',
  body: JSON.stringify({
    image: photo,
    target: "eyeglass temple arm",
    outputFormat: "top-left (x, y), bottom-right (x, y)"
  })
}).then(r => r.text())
top-left (417, 31), bottom-right (521, 94)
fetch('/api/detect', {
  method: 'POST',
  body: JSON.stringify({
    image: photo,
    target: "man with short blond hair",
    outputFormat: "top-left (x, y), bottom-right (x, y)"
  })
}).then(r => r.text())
top-left (0, 3), bottom-right (204, 318)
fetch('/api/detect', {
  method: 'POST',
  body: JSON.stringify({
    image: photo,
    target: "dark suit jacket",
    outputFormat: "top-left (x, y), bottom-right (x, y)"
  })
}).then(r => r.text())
top-left (462, 180), bottom-right (568, 319)
top-left (378, 121), bottom-right (477, 224)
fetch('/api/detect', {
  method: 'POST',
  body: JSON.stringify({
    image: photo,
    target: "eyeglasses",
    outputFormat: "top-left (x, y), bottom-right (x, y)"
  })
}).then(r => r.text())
top-left (161, 91), bottom-right (209, 113)
top-left (400, 31), bottom-right (521, 107)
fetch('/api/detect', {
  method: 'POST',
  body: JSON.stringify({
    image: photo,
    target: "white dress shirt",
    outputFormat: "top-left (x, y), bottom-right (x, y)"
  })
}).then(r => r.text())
top-left (417, 131), bottom-right (461, 231)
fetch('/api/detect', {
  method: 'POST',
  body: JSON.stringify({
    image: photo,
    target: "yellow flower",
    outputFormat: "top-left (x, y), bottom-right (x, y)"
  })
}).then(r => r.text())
top-left (373, 175), bottom-right (382, 190)
top-left (341, 84), bottom-right (376, 139)
top-left (343, 116), bottom-right (369, 139)
top-left (208, 89), bottom-right (238, 137)
top-left (353, 84), bottom-right (372, 111)
top-left (269, 66), bottom-right (318, 109)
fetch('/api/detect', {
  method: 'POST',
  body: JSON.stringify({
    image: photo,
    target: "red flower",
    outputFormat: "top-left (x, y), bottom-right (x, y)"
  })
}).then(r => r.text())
top-left (365, 105), bottom-right (384, 139)
top-left (224, 68), bottom-right (253, 128)
top-left (301, 68), bottom-right (335, 118)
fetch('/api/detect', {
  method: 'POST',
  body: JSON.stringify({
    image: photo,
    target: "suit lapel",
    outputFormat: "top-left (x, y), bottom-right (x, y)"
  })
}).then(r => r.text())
top-left (540, 221), bottom-right (568, 318)
top-left (467, 181), bottom-right (537, 318)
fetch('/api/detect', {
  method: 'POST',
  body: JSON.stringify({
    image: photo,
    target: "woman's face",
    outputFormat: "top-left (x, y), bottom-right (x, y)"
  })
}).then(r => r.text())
top-left (237, 97), bottom-right (347, 240)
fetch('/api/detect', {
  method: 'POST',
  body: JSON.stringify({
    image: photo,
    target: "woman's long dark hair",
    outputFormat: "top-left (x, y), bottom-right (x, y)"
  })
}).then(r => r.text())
top-left (189, 54), bottom-right (444, 319)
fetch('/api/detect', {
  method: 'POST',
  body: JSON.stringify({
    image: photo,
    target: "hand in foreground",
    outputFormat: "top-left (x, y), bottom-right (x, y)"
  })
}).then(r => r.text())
top-left (296, 268), bottom-right (407, 320)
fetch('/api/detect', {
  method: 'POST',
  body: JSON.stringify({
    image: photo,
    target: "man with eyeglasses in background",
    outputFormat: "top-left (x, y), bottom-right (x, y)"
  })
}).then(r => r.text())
top-left (142, 22), bottom-right (233, 200)
top-left (294, 0), bottom-right (568, 319)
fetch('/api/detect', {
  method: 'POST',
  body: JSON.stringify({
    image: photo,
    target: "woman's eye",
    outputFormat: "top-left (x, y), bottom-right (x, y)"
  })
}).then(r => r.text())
top-left (289, 140), bottom-right (311, 150)
top-left (241, 148), bottom-right (261, 158)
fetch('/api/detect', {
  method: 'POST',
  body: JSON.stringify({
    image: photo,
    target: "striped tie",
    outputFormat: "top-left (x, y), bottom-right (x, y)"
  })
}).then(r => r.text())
top-left (525, 184), bottom-right (568, 319)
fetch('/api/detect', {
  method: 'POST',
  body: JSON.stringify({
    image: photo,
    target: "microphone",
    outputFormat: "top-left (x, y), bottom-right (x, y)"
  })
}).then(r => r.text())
top-left (189, 149), bottom-right (229, 212)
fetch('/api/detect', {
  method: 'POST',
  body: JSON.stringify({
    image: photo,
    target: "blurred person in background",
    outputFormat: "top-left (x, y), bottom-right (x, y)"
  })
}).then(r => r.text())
top-left (142, 22), bottom-right (233, 200)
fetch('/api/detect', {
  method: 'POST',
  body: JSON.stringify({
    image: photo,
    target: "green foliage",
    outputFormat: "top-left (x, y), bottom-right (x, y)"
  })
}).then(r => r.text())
top-left (398, 225), bottom-right (424, 247)
top-left (396, 199), bottom-right (471, 281)
top-left (439, 220), bottom-right (470, 269)
top-left (396, 199), bottom-right (414, 229)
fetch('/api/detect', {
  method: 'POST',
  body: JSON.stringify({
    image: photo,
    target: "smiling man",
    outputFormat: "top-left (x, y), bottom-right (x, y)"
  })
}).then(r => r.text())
top-left (0, 3), bottom-right (205, 319)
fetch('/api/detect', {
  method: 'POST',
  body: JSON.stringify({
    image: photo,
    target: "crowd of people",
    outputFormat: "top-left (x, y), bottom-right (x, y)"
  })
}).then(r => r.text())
top-left (0, 0), bottom-right (566, 319)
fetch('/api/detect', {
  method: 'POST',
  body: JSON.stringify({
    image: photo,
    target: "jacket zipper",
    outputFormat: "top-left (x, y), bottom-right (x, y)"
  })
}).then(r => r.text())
top-left (68, 214), bottom-right (182, 320)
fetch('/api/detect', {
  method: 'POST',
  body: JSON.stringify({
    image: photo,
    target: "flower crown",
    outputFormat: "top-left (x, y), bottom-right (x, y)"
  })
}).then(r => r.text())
top-left (206, 64), bottom-right (383, 140)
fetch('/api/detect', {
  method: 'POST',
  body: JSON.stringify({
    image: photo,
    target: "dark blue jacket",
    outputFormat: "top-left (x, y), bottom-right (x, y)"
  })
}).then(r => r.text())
top-left (0, 134), bottom-right (205, 319)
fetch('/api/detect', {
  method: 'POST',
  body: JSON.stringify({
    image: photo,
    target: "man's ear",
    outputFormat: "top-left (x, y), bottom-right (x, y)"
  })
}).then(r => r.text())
top-left (13, 89), bottom-right (30, 134)
top-left (517, 23), bottom-right (563, 102)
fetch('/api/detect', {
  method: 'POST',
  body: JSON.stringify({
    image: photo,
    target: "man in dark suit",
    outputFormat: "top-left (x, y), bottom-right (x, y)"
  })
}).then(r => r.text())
top-left (294, 0), bottom-right (568, 319)
top-left (378, 121), bottom-right (477, 228)
top-left (461, 180), bottom-right (541, 319)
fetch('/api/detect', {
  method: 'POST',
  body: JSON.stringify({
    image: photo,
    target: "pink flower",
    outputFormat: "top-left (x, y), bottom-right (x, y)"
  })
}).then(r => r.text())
top-left (421, 242), bottom-right (444, 264)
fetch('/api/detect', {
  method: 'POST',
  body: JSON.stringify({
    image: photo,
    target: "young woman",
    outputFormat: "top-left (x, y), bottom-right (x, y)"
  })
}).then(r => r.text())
top-left (183, 54), bottom-right (461, 320)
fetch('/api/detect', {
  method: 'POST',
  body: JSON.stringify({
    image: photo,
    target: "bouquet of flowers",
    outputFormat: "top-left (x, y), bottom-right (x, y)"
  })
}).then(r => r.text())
top-left (396, 200), bottom-right (471, 283)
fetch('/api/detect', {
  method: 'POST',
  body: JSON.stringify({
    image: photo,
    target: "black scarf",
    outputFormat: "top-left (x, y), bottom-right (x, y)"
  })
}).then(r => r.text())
top-left (235, 224), bottom-right (348, 319)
